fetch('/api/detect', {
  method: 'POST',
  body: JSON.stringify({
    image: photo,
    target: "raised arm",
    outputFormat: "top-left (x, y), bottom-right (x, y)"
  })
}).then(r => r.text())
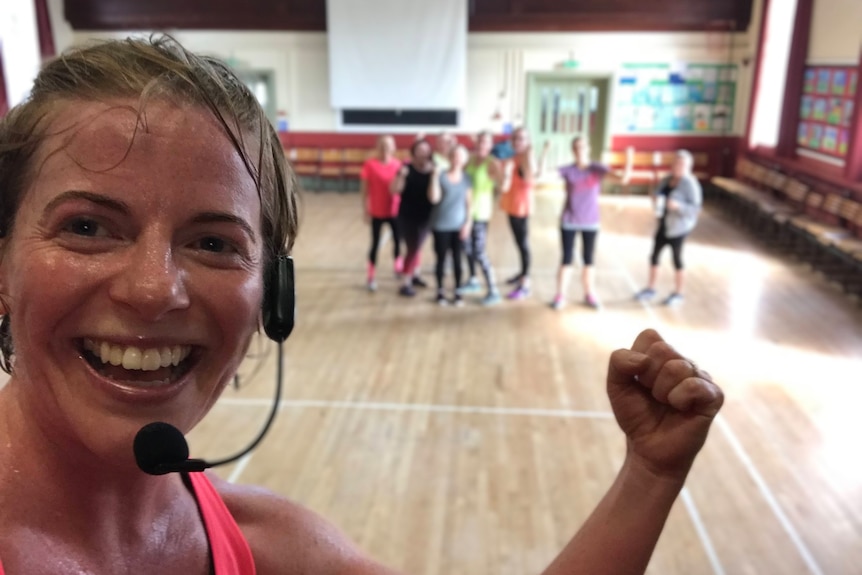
top-left (428, 166), bottom-right (442, 205)
top-left (460, 186), bottom-right (473, 240)
top-left (390, 165), bottom-right (408, 195)
top-left (540, 329), bottom-right (722, 575)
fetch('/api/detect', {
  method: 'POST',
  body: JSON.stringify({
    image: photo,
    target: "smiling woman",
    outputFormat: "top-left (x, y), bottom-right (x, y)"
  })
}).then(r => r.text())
top-left (0, 36), bottom-right (723, 575)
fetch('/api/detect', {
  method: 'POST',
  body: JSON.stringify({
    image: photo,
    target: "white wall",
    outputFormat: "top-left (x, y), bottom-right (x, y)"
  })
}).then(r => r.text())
top-left (1, 0), bottom-right (40, 108)
top-left (50, 1), bottom-right (760, 136)
top-left (808, 0), bottom-right (862, 63)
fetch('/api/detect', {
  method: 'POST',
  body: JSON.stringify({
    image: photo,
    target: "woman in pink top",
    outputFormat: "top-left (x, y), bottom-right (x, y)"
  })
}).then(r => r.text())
top-left (0, 36), bottom-right (724, 575)
top-left (360, 135), bottom-right (403, 291)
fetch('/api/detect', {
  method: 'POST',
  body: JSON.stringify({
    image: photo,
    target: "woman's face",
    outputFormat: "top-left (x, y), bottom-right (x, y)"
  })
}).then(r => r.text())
top-left (412, 141), bottom-right (432, 163)
top-left (449, 146), bottom-right (468, 169)
top-left (476, 134), bottom-right (493, 157)
top-left (672, 156), bottom-right (691, 178)
top-left (0, 99), bottom-right (264, 463)
top-left (512, 129), bottom-right (529, 153)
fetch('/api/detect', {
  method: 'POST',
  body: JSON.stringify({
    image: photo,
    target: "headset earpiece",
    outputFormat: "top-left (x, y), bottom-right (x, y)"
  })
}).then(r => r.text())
top-left (262, 254), bottom-right (295, 343)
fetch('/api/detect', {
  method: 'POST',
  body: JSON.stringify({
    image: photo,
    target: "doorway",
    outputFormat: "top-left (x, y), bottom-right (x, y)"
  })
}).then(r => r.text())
top-left (526, 73), bottom-right (613, 174)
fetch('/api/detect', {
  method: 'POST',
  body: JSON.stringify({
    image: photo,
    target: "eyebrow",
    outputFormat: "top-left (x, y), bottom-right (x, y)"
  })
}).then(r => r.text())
top-left (191, 212), bottom-right (258, 245)
top-left (42, 190), bottom-right (131, 221)
top-left (40, 191), bottom-right (258, 244)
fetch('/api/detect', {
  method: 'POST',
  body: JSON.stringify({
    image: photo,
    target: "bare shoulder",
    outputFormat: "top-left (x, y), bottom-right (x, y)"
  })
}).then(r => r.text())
top-left (210, 474), bottom-right (400, 575)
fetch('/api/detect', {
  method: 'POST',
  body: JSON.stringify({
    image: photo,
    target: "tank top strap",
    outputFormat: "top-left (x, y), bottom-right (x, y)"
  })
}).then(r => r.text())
top-left (186, 472), bottom-right (257, 575)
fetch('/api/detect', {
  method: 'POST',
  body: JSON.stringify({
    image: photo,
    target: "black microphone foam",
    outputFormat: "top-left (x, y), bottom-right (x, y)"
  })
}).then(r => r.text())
top-left (134, 422), bottom-right (191, 475)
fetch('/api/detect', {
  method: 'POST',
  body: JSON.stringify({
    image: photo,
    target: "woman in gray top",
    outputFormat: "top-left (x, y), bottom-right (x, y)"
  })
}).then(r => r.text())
top-left (635, 150), bottom-right (702, 305)
top-left (428, 145), bottom-right (473, 306)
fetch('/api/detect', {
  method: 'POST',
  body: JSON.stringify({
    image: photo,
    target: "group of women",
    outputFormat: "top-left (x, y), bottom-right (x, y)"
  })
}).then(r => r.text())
top-left (0, 35), bottom-right (723, 574)
top-left (361, 129), bottom-right (703, 310)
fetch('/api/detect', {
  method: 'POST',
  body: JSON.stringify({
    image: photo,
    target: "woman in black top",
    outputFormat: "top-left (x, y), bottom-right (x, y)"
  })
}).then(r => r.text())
top-left (391, 139), bottom-right (435, 296)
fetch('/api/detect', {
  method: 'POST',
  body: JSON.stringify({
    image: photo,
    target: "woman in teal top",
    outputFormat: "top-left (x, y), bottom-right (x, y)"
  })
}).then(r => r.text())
top-left (462, 131), bottom-right (502, 306)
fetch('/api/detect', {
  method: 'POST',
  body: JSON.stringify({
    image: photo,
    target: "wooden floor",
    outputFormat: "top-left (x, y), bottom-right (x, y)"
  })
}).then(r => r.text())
top-left (137, 190), bottom-right (862, 573)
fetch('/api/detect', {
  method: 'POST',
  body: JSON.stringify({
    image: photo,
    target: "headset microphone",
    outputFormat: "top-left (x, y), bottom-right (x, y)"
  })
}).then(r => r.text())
top-left (134, 255), bottom-right (294, 476)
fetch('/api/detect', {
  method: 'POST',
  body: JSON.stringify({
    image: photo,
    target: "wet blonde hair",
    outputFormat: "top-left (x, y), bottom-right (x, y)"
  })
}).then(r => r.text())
top-left (0, 35), bottom-right (300, 373)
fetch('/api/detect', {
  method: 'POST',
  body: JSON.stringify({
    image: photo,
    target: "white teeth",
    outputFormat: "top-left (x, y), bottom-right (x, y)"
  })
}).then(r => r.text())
top-left (160, 347), bottom-right (173, 368)
top-left (83, 339), bottom-right (192, 372)
top-left (141, 349), bottom-right (162, 372)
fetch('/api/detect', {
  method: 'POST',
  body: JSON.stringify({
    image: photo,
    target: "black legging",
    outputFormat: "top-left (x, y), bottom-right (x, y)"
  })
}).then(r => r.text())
top-left (561, 229), bottom-right (598, 266)
top-left (464, 221), bottom-right (496, 287)
top-left (398, 216), bottom-right (430, 276)
top-left (507, 215), bottom-right (530, 279)
top-left (369, 217), bottom-right (401, 266)
top-left (650, 228), bottom-right (687, 270)
top-left (433, 230), bottom-right (463, 290)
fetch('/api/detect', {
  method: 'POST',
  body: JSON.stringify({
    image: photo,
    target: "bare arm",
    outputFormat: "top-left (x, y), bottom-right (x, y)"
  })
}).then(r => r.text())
top-left (390, 166), bottom-right (408, 195)
top-left (460, 187), bottom-right (473, 240)
top-left (500, 160), bottom-right (515, 193)
top-left (542, 329), bottom-right (723, 575)
top-left (428, 168), bottom-right (442, 205)
top-left (603, 151), bottom-right (633, 186)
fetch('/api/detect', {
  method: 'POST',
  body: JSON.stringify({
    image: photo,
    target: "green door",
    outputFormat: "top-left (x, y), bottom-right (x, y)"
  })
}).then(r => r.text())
top-left (527, 75), bottom-right (610, 173)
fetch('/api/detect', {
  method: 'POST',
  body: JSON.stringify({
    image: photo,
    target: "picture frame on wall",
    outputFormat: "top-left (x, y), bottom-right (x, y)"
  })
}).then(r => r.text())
top-left (832, 70), bottom-right (847, 95)
top-left (804, 69), bottom-right (816, 93)
top-left (822, 127), bottom-right (838, 152)
top-left (812, 98), bottom-right (827, 121)
top-left (796, 65), bottom-right (857, 159)
top-left (816, 69), bottom-right (831, 93)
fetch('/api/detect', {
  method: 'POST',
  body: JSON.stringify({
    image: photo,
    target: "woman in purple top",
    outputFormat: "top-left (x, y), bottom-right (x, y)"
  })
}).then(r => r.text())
top-left (552, 137), bottom-right (629, 310)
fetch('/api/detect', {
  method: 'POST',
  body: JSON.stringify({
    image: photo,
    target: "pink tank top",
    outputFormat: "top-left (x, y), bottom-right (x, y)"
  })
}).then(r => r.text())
top-left (0, 472), bottom-right (255, 575)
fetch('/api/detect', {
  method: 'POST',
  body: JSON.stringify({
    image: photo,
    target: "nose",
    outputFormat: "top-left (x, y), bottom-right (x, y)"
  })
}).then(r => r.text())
top-left (109, 235), bottom-right (190, 321)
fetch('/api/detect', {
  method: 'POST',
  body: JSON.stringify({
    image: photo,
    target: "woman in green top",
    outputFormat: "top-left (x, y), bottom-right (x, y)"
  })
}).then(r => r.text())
top-left (462, 131), bottom-right (502, 306)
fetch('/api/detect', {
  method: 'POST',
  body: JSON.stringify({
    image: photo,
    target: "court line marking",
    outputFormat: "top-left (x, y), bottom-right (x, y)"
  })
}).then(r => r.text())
top-left (218, 397), bottom-right (614, 419)
top-left (227, 452), bottom-right (255, 484)
top-left (617, 260), bottom-right (823, 575)
top-left (617, 262), bottom-right (725, 575)
top-left (680, 488), bottom-right (726, 575)
top-left (715, 417), bottom-right (824, 575)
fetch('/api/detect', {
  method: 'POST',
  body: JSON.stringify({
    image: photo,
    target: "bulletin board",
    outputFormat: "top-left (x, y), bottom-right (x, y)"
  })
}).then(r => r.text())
top-left (615, 63), bottom-right (737, 134)
top-left (797, 65), bottom-right (857, 158)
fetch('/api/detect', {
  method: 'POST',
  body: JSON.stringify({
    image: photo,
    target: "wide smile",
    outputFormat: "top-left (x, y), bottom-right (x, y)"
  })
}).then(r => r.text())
top-left (79, 338), bottom-right (200, 391)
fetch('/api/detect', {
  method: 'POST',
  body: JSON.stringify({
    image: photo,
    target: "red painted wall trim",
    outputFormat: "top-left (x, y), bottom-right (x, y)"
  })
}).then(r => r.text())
top-left (745, 0), bottom-right (771, 149)
top-left (35, 0), bottom-right (56, 59)
top-left (845, 48), bottom-right (862, 181)
top-left (776, 0), bottom-right (813, 157)
top-left (0, 46), bottom-right (8, 118)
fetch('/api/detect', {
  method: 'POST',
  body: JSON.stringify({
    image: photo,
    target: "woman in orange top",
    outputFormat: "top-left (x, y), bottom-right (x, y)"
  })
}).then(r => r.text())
top-left (499, 127), bottom-right (548, 300)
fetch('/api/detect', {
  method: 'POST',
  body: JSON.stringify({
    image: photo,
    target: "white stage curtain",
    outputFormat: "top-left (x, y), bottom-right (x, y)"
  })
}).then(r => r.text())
top-left (326, 0), bottom-right (466, 109)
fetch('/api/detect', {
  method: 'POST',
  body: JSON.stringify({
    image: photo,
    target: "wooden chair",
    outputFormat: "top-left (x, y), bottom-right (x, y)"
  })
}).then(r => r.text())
top-left (342, 148), bottom-right (373, 191)
top-left (319, 148), bottom-right (346, 192)
top-left (287, 147), bottom-right (320, 192)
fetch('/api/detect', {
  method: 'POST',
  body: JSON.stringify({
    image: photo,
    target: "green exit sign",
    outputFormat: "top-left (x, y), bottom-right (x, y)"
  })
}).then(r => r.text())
top-left (562, 60), bottom-right (579, 69)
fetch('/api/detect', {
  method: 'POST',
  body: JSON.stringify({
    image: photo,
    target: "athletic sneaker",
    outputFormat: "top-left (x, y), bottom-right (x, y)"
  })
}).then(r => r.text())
top-left (456, 277), bottom-right (482, 295)
top-left (505, 273), bottom-right (523, 285)
top-left (584, 294), bottom-right (601, 309)
top-left (663, 292), bottom-right (684, 306)
top-left (436, 292), bottom-right (449, 306)
top-left (481, 292), bottom-right (502, 307)
top-left (411, 276), bottom-right (429, 288)
top-left (507, 286), bottom-right (530, 300)
top-left (635, 288), bottom-right (656, 301)
top-left (367, 279), bottom-right (378, 292)
top-left (550, 295), bottom-right (565, 310)
top-left (399, 285), bottom-right (417, 297)
top-left (452, 293), bottom-right (465, 307)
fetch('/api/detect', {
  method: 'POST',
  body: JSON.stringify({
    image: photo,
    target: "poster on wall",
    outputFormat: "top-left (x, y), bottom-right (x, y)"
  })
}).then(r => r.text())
top-left (614, 62), bottom-right (736, 134)
top-left (797, 65), bottom-right (857, 159)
